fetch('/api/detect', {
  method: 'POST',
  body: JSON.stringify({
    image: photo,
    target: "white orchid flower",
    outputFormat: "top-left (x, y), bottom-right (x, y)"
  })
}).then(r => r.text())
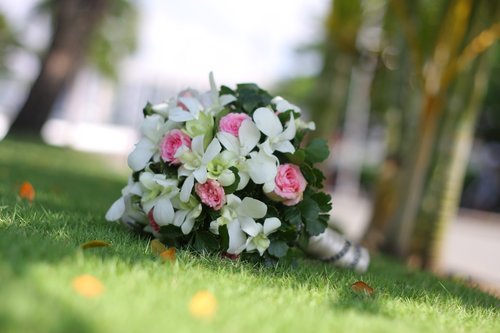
top-left (176, 135), bottom-right (222, 202)
top-left (105, 177), bottom-right (143, 221)
top-left (253, 107), bottom-right (296, 155)
top-left (139, 171), bottom-right (179, 227)
top-left (272, 96), bottom-right (301, 114)
top-left (246, 147), bottom-right (279, 193)
top-left (209, 195), bottom-right (267, 254)
top-left (218, 120), bottom-right (279, 192)
top-left (242, 217), bottom-right (281, 255)
top-left (295, 118), bottom-right (316, 131)
top-left (172, 195), bottom-right (202, 234)
top-left (199, 72), bottom-right (236, 116)
top-left (168, 95), bottom-right (204, 122)
top-left (128, 114), bottom-right (179, 171)
top-left (216, 119), bottom-right (261, 190)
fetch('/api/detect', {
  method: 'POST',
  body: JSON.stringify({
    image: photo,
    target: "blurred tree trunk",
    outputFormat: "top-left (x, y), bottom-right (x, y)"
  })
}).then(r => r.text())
top-left (309, 0), bottom-right (361, 142)
top-left (412, 50), bottom-right (494, 269)
top-left (8, 0), bottom-right (109, 137)
top-left (410, 1), bottom-right (499, 268)
top-left (363, 0), bottom-right (499, 260)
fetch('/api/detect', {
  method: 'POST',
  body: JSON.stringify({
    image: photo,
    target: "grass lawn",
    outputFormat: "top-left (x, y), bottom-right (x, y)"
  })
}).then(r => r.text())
top-left (0, 138), bottom-right (498, 333)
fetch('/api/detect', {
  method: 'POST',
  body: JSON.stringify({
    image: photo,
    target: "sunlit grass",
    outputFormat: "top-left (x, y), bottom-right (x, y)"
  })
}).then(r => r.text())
top-left (0, 138), bottom-right (498, 333)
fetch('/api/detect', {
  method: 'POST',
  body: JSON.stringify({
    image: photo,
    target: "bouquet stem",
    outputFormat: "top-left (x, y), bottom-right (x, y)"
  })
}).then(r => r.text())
top-left (307, 228), bottom-right (370, 273)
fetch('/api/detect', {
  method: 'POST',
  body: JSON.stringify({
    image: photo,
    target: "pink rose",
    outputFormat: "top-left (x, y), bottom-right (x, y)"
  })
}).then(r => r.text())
top-left (273, 164), bottom-right (307, 206)
top-left (219, 113), bottom-right (251, 137)
top-left (160, 129), bottom-right (191, 165)
top-left (195, 180), bottom-right (226, 210)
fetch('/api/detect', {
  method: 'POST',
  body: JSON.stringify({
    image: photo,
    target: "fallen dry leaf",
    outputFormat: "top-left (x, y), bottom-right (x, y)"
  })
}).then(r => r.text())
top-left (189, 291), bottom-right (217, 319)
top-left (351, 281), bottom-right (374, 296)
top-left (18, 181), bottom-right (35, 202)
top-left (72, 275), bottom-right (104, 298)
top-left (160, 248), bottom-right (176, 262)
top-left (151, 239), bottom-right (167, 255)
top-left (81, 240), bottom-right (111, 249)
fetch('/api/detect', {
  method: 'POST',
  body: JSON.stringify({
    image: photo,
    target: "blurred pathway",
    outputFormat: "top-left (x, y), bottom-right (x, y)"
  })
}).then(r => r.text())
top-left (329, 191), bottom-right (500, 294)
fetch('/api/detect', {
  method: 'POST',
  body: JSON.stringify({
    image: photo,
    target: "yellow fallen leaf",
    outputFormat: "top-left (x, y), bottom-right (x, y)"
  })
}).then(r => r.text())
top-left (151, 239), bottom-right (167, 256)
top-left (160, 248), bottom-right (176, 262)
top-left (18, 181), bottom-right (35, 202)
top-left (72, 275), bottom-right (104, 298)
top-left (81, 240), bottom-right (111, 249)
top-left (351, 280), bottom-right (374, 296)
top-left (189, 291), bottom-right (217, 319)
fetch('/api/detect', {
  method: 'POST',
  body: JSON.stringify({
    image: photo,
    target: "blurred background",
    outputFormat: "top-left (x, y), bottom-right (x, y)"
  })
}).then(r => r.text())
top-left (0, 0), bottom-right (499, 292)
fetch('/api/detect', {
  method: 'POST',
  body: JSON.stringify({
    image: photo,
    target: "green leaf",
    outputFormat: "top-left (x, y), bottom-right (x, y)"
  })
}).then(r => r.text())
top-left (268, 241), bottom-right (289, 258)
top-left (299, 197), bottom-right (326, 236)
top-left (311, 192), bottom-right (332, 212)
top-left (143, 102), bottom-right (154, 117)
top-left (193, 230), bottom-right (220, 252)
top-left (300, 164), bottom-right (317, 186)
top-left (283, 206), bottom-right (302, 227)
top-left (286, 149), bottom-right (306, 165)
top-left (220, 85), bottom-right (235, 96)
top-left (219, 224), bottom-right (229, 250)
top-left (311, 167), bottom-right (326, 188)
top-left (305, 138), bottom-right (329, 163)
top-left (159, 225), bottom-right (184, 239)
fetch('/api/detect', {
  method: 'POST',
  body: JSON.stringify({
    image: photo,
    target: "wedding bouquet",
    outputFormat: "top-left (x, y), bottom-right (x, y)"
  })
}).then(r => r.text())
top-left (106, 73), bottom-right (337, 262)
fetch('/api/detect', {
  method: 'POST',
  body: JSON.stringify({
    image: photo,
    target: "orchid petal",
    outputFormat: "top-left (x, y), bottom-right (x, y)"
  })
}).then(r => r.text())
top-left (202, 138), bottom-right (222, 164)
top-left (280, 114), bottom-right (296, 141)
top-left (273, 140), bottom-right (295, 154)
top-left (226, 194), bottom-right (241, 207)
top-left (180, 175), bottom-right (195, 202)
top-left (253, 107), bottom-right (282, 137)
top-left (173, 210), bottom-right (188, 227)
top-left (209, 221), bottom-right (219, 234)
top-left (247, 151), bottom-right (278, 184)
top-left (105, 197), bottom-right (125, 221)
top-left (139, 171), bottom-right (156, 190)
top-left (181, 216), bottom-right (195, 234)
top-left (227, 220), bottom-right (246, 254)
top-left (209, 72), bottom-right (218, 101)
top-left (264, 217), bottom-right (281, 235)
top-left (178, 96), bottom-right (202, 116)
top-left (127, 139), bottom-right (156, 171)
top-left (237, 197), bottom-right (267, 219)
top-left (263, 181), bottom-right (275, 193)
top-left (193, 167), bottom-right (207, 183)
top-left (217, 132), bottom-right (240, 154)
top-left (153, 198), bottom-right (174, 226)
top-left (141, 115), bottom-right (165, 142)
top-left (240, 217), bottom-right (262, 237)
top-left (191, 135), bottom-right (205, 156)
top-left (239, 120), bottom-right (260, 155)
top-left (272, 96), bottom-right (301, 114)
top-left (220, 94), bottom-right (237, 106)
top-left (236, 172), bottom-right (250, 191)
top-left (126, 182), bottom-right (142, 196)
top-left (169, 107), bottom-right (195, 122)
